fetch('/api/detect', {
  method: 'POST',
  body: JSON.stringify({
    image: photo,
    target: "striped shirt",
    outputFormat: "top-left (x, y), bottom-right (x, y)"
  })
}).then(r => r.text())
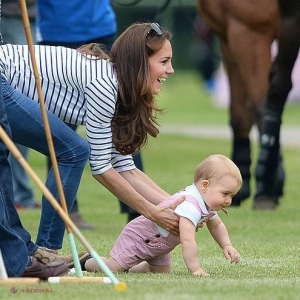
top-left (0, 44), bottom-right (135, 175)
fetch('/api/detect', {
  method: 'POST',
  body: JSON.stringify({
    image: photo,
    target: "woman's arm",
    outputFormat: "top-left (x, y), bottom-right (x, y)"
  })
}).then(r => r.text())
top-left (94, 168), bottom-right (184, 234)
top-left (119, 168), bottom-right (170, 205)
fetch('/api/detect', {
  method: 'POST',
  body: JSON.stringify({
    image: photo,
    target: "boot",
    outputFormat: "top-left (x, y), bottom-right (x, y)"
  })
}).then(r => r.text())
top-left (69, 212), bottom-right (94, 230)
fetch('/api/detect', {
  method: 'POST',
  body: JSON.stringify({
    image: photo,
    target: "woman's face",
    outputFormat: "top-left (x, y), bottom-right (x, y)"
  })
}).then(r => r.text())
top-left (148, 40), bottom-right (174, 95)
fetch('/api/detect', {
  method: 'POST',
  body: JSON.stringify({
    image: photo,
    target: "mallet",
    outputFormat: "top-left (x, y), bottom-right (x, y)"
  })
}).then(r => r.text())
top-left (48, 277), bottom-right (112, 284)
top-left (0, 127), bottom-right (127, 291)
top-left (19, 0), bottom-right (83, 277)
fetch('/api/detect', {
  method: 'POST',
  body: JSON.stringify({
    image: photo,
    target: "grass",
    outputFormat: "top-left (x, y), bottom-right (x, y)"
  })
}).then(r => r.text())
top-left (1, 71), bottom-right (300, 299)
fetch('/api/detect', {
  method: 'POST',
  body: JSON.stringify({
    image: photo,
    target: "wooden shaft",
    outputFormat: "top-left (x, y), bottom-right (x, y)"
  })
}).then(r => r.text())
top-left (0, 126), bottom-right (93, 254)
top-left (48, 277), bottom-right (112, 284)
top-left (0, 278), bottom-right (40, 285)
top-left (18, 0), bottom-right (71, 233)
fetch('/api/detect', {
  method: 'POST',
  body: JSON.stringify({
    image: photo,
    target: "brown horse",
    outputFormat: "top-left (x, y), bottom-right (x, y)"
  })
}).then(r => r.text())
top-left (254, 0), bottom-right (300, 209)
top-left (197, 0), bottom-right (285, 209)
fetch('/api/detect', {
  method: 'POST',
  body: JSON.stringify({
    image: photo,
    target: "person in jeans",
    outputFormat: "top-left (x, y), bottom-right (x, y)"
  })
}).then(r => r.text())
top-left (1, 0), bottom-right (40, 210)
top-left (0, 73), bottom-right (68, 279)
top-left (0, 23), bottom-right (182, 254)
top-left (36, 0), bottom-right (142, 227)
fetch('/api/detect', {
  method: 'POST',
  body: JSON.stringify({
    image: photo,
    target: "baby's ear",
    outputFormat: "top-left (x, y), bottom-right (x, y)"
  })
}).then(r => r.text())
top-left (201, 179), bottom-right (209, 190)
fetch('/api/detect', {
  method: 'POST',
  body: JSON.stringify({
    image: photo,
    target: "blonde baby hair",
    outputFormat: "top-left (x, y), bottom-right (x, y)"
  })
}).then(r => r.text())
top-left (194, 154), bottom-right (242, 188)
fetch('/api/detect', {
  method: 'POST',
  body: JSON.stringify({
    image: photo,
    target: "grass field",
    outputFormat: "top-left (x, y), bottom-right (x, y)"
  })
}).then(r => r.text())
top-left (1, 71), bottom-right (300, 299)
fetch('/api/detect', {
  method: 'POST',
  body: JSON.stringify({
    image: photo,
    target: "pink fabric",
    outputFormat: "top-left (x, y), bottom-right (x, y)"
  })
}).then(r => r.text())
top-left (110, 216), bottom-right (179, 270)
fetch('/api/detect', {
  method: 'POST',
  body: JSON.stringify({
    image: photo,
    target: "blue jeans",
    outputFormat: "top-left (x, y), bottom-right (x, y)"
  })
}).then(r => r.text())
top-left (40, 34), bottom-right (116, 215)
top-left (2, 15), bottom-right (37, 209)
top-left (9, 144), bottom-right (36, 207)
top-left (0, 76), bottom-right (36, 277)
top-left (2, 77), bottom-right (90, 250)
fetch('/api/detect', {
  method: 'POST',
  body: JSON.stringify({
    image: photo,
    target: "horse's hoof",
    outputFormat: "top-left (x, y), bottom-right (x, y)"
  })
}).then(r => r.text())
top-left (252, 196), bottom-right (278, 210)
top-left (231, 181), bottom-right (250, 206)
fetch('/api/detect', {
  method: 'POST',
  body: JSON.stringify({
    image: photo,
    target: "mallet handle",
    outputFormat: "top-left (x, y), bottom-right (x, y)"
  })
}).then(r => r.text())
top-left (48, 277), bottom-right (112, 284)
top-left (0, 278), bottom-right (40, 285)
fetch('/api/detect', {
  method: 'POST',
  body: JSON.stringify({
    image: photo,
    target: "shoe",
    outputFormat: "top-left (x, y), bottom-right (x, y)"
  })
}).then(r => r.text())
top-left (127, 212), bottom-right (141, 223)
top-left (15, 202), bottom-right (42, 210)
top-left (22, 257), bottom-right (68, 280)
top-left (69, 212), bottom-right (94, 230)
top-left (68, 252), bottom-right (91, 269)
top-left (80, 254), bottom-right (92, 271)
top-left (33, 247), bottom-right (89, 268)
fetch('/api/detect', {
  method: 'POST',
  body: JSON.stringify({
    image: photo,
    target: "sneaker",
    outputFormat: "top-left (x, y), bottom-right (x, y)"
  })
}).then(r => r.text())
top-left (15, 202), bottom-right (42, 210)
top-left (22, 257), bottom-right (68, 280)
top-left (33, 247), bottom-right (89, 268)
top-left (69, 212), bottom-right (94, 230)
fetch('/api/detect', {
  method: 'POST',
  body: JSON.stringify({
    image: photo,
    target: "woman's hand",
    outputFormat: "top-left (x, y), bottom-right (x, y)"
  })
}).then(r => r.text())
top-left (151, 195), bottom-right (185, 235)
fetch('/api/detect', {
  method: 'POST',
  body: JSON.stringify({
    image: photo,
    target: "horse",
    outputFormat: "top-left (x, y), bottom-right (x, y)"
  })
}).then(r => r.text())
top-left (254, 0), bottom-right (300, 209)
top-left (196, 0), bottom-right (285, 209)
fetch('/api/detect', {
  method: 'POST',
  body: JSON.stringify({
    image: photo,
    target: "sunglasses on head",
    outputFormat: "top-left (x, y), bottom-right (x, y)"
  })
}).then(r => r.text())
top-left (146, 22), bottom-right (163, 36)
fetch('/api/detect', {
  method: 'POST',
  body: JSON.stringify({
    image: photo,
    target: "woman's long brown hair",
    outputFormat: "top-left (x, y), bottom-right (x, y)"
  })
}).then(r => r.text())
top-left (78, 23), bottom-right (172, 155)
top-left (110, 23), bottom-right (172, 155)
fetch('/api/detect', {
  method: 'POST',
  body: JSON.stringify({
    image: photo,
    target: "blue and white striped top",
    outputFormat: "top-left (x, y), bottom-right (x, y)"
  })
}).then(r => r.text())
top-left (0, 44), bottom-right (135, 175)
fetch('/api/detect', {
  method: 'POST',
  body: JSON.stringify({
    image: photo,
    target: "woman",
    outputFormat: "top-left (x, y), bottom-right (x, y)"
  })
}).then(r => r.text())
top-left (84, 154), bottom-right (241, 276)
top-left (0, 22), bottom-right (182, 252)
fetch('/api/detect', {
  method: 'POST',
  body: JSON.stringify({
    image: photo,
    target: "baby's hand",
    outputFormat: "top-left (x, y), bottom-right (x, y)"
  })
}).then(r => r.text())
top-left (191, 267), bottom-right (210, 277)
top-left (223, 246), bottom-right (240, 264)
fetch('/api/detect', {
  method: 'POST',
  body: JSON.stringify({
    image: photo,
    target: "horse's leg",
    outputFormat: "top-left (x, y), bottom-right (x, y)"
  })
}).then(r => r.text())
top-left (222, 18), bottom-right (275, 206)
top-left (197, 0), bottom-right (252, 205)
top-left (254, 0), bottom-right (300, 209)
top-left (227, 21), bottom-right (276, 207)
top-left (219, 40), bottom-right (252, 206)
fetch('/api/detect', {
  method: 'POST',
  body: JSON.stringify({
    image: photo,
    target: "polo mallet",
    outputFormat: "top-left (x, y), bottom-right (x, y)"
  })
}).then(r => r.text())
top-left (19, 0), bottom-right (83, 277)
top-left (0, 127), bottom-right (128, 291)
top-left (0, 250), bottom-right (8, 279)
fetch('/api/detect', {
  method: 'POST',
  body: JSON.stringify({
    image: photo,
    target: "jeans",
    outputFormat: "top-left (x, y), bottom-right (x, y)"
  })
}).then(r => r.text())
top-left (0, 76), bottom-right (36, 277)
top-left (2, 78), bottom-right (90, 249)
top-left (40, 34), bottom-right (116, 215)
top-left (0, 16), bottom-right (36, 45)
top-left (2, 15), bottom-right (37, 209)
top-left (119, 153), bottom-right (143, 215)
top-left (9, 144), bottom-right (36, 207)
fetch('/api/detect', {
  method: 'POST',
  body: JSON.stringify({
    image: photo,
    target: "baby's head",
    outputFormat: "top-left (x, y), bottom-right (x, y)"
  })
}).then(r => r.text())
top-left (194, 154), bottom-right (242, 211)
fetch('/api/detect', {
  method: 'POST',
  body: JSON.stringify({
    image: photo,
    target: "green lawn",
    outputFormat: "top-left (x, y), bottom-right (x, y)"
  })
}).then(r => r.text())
top-left (1, 71), bottom-right (300, 299)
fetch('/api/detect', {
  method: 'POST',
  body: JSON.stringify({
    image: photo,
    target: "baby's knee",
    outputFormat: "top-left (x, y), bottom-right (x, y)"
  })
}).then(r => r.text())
top-left (149, 264), bottom-right (171, 273)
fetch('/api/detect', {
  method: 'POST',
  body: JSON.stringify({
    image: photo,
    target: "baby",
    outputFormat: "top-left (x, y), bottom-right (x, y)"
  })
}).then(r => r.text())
top-left (84, 154), bottom-right (242, 276)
